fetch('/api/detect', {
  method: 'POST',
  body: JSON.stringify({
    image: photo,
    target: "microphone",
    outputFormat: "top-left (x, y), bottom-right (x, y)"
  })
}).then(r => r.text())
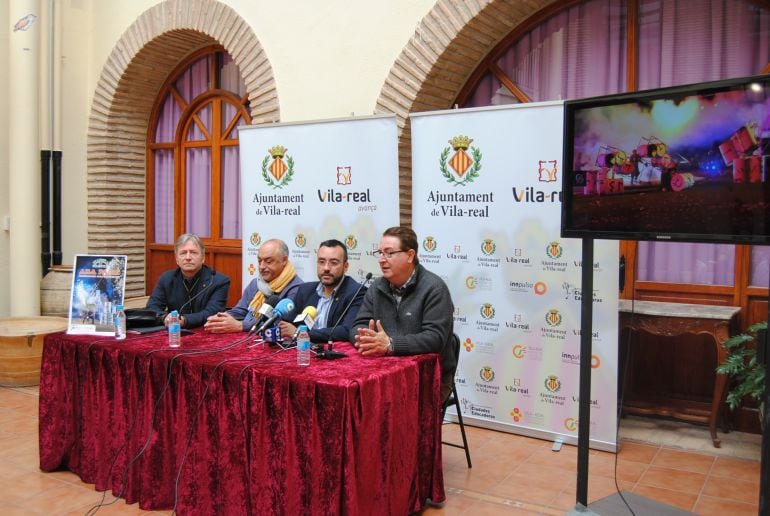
top-left (249, 304), bottom-right (274, 335)
top-left (247, 294), bottom-right (280, 335)
top-left (317, 272), bottom-right (372, 360)
top-left (253, 298), bottom-right (295, 336)
top-left (292, 306), bottom-right (317, 341)
top-left (177, 269), bottom-right (217, 315)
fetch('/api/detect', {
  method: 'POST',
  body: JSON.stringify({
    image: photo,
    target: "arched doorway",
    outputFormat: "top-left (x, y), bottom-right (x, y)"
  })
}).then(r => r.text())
top-left (85, 0), bottom-right (279, 299)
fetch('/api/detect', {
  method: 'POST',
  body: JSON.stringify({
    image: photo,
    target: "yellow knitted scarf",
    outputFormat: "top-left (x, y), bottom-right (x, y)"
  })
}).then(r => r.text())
top-left (247, 261), bottom-right (297, 312)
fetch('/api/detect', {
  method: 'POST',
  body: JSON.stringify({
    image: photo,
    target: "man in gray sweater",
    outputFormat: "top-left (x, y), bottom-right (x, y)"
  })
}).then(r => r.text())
top-left (351, 226), bottom-right (457, 402)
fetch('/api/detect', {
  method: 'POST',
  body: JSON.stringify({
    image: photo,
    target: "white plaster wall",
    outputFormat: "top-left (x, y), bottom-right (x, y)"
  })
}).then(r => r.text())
top-left (0, 0), bottom-right (438, 314)
top-left (81, 0), bottom-right (435, 121)
top-left (57, 0), bottom-right (94, 268)
top-left (230, 0), bottom-right (436, 122)
top-left (0, 3), bottom-right (10, 316)
top-left (63, 0), bottom-right (435, 253)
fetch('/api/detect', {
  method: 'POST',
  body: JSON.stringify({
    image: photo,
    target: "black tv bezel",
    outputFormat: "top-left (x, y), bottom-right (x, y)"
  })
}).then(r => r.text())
top-left (560, 74), bottom-right (770, 245)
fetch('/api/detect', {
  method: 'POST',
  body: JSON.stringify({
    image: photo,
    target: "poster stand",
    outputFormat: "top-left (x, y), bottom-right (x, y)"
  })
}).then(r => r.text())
top-left (66, 254), bottom-right (127, 336)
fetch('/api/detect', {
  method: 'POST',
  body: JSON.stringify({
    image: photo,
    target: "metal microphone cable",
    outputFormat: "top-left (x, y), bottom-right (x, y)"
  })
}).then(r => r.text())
top-left (86, 331), bottom-right (254, 515)
top-left (171, 349), bottom-right (294, 515)
top-left (318, 272), bottom-right (372, 359)
top-left (177, 271), bottom-right (216, 314)
top-left (232, 346), bottom-right (298, 509)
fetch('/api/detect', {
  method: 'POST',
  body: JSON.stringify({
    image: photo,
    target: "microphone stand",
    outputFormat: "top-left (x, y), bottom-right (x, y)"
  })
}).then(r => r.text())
top-left (247, 294), bottom-right (280, 336)
top-left (162, 269), bottom-right (218, 325)
top-left (317, 273), bottom-right (372, 360)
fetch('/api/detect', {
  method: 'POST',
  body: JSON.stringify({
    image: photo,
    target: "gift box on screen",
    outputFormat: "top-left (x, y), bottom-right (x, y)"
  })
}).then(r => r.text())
top-left (719, 140), bottom-right (737, 165)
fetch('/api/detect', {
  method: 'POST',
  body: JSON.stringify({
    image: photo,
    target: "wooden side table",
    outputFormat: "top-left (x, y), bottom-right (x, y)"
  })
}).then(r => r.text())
top-left (618, 300), bottom-right (740, 448)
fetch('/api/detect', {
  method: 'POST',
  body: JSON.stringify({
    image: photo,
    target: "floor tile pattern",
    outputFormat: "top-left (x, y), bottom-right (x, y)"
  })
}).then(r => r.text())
top-left (0, 386), bottom-right (761, 515)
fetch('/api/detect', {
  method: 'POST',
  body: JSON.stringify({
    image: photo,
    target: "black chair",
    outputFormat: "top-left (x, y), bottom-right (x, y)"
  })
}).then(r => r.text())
top-left (441, 334), bottom-right (472, 468)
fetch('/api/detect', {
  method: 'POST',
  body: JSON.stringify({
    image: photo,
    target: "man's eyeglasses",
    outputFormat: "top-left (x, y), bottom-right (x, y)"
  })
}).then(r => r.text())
top-left (372, 249), bottom-right (406, 259)
top-left (317, 259), bottom-right (342, 267)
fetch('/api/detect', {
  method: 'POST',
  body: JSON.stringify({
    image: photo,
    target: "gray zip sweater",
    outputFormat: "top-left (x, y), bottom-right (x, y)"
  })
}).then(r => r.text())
top-left (350, 264), bottom-right (457, 390)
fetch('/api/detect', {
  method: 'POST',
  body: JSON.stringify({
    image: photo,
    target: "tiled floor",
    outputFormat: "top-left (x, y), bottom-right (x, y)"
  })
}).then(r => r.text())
top-left (435, 422), bottom-right (761, 515)
top-left (0, 385), bottom-right (761, 515)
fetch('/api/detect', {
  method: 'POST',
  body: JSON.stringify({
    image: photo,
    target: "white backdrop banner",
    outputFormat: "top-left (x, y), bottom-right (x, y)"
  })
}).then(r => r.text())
top-left (239, 115), bottom-right (400, 286)
top-left (411, 102), bottom-right (619, 450)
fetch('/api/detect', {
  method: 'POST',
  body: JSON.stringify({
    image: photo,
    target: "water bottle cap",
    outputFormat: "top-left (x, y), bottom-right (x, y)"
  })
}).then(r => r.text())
top-left (116, 305), bottom-right (123, 310)
top-left (298, 325), bottom-right (308, 332)
top-left (170, 310), bottom-right (179, 316)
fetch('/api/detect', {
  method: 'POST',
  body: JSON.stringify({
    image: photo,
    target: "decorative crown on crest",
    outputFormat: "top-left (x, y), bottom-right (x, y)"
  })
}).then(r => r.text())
top-left (448, 135), bottom-right (473, 151)
top-left (268, 145), bottom-right (287, 158)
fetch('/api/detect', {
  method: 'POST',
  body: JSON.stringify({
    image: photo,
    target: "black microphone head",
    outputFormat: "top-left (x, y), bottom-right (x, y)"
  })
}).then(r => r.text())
top-left (365, 272), bottom-right (373, 281)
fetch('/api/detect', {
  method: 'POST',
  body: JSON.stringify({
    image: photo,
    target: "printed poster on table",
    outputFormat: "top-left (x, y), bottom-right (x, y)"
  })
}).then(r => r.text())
top-left (411, 101), bottom-right (619, 451)
top-left (67, 254), bottom-right (127, 335)
top-left (238, 115), bottom-right (400, 288)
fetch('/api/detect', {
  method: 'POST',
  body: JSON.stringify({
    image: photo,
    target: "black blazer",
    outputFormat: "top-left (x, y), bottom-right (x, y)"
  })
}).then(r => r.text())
top-left (283, 275), bottom-right (366, 343)
top-left (146, 265), bottom-right (230, 328)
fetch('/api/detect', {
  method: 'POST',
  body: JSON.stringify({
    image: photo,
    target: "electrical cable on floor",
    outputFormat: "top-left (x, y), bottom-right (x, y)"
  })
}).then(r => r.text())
top-left (612, 262), bottom-right (637, 516)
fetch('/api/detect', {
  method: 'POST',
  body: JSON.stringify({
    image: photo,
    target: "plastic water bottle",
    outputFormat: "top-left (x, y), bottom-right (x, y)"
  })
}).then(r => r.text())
top-left (168, 310), bottom-right (181, 348)
top-left (296, 325), bottom-right (310, 366)
top-left (114, 304), bottom-right (126, 340)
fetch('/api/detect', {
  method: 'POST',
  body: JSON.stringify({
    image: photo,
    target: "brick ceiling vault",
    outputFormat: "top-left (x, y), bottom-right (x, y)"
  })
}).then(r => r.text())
top-left (86, 0), bottom-right (278, 297)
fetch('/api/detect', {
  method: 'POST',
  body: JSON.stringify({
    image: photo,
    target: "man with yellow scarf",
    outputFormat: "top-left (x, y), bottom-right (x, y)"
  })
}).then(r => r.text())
top-left (204, 239), bottom-right (303, 333)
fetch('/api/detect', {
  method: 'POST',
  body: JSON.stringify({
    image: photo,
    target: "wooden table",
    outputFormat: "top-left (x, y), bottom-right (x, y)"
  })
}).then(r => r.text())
top-left (618, 300), bottom-right (740, 447)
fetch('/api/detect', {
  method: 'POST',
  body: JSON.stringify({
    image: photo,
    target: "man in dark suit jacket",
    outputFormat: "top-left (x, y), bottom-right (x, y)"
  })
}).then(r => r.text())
top-left (279, 239), bottom-right (367, 343)
top-left (146, 233), bottom-right (231, 328)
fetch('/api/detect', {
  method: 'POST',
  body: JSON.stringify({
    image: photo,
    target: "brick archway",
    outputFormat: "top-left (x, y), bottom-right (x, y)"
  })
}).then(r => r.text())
top-left (374, 0), bottom-right (557, 223)
top-left (86, 0), bottom-right (279, 296)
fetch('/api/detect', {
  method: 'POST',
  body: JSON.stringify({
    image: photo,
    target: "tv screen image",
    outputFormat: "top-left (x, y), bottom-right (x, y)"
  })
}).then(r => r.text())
top-left (561, 75), bottom-right (770, 244)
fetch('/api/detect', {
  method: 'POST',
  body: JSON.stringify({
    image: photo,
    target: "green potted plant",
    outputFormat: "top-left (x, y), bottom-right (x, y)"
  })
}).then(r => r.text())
top-left (716, 321), bottom-right (766, 430)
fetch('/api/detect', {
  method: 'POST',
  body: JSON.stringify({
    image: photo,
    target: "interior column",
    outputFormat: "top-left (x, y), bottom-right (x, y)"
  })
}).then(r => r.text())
top-left (9, 0), bottom-right (41, 316)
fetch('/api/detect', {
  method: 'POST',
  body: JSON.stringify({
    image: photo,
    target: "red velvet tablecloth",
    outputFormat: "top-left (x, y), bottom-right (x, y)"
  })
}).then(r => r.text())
top-left (38, 330), bottom-right (445, 514)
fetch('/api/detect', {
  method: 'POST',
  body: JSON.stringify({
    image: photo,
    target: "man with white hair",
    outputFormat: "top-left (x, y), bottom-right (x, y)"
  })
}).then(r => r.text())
top-left (204, 238), bottom-right (303, 333)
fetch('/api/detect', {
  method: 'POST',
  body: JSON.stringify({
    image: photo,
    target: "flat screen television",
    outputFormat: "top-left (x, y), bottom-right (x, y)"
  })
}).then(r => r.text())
top-left (561, 74), bottom-right (770, 244)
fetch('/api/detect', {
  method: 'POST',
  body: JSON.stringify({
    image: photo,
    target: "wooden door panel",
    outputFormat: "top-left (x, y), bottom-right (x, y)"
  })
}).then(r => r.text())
top-left (146, 247), bottom-right (176, 298)
top-left (208, 249), bottom-right (242, 308)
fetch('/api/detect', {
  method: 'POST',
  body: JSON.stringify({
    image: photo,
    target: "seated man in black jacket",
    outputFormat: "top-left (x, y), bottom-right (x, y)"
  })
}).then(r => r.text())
top-left (146, 233), bottom-right (230, 329)
top-left (278, 239), bottom-right (366, 343)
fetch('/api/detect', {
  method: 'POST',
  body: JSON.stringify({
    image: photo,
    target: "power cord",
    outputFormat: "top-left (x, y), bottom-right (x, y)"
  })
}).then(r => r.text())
top-left (612, 259), bottom-right (637, 516)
